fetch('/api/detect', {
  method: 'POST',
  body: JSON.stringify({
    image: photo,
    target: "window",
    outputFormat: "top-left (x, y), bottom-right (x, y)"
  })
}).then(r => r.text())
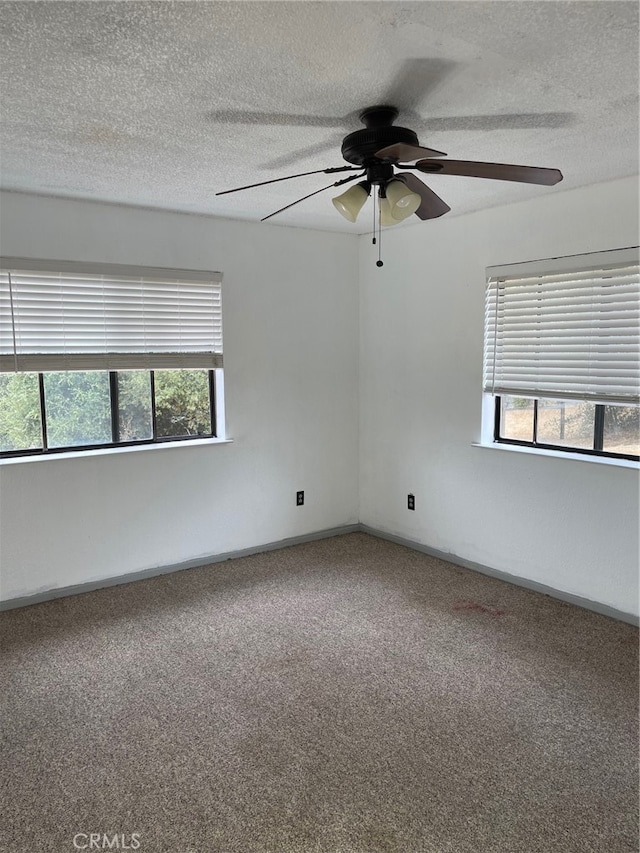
top-left (0, 259), bottom-right (223, 457)
top-left (483, 248), bottom-right (639, 461)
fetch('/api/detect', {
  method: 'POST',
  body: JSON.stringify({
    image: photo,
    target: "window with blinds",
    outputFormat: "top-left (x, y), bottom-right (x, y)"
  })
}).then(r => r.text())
top-left (484, 248), bottom-right (639, 404)
top-left (483, 248), bottom-right (639, 460)
top-left (0, 259), bottom-right (223, 373)
top-left (0, 259), bottom-right (224, 457)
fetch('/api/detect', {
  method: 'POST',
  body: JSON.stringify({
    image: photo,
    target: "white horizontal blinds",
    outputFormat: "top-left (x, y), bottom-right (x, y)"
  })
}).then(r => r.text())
top-left (483, 250), bottom-right (640, 404)
top-left (0, 260), bottom-right (223, 372)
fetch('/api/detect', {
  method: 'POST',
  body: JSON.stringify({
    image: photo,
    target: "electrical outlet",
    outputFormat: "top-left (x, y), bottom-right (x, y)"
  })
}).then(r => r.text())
top-left (296, 491), bottom-right (304, 506)
top-left (407, 493), bottom-right (415, 511)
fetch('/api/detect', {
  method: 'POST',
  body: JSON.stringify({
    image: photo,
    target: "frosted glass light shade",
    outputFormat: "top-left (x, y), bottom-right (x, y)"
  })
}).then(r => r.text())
top-left (386, 179), bottom-right (421, 220)
top-left (379, 197), bottom-right (399, 226)
top-left (332, 182), bottom-right (370, 222)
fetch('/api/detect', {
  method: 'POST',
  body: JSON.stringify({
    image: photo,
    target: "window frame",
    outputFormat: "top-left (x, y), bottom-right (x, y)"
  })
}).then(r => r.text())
top-left (493, 395), bottom-right (639, 462)
top-left (0, 368), bottom-right (220, 459)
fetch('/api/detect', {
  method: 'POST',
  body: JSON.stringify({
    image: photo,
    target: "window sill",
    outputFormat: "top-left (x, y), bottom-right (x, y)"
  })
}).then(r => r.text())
top-left (0, 437), bottom-right (233, 466)
top-left (472, 441), bottom-right (639, 469)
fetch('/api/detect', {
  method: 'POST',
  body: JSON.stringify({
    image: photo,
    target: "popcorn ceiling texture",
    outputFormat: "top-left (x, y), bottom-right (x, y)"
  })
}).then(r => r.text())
top-left (0, 1), bottom-right (638, 232)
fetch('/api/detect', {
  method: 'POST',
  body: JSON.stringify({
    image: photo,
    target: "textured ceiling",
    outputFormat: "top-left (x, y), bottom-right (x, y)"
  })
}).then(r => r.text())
top-left (0, 1), bottom-right (638, 233)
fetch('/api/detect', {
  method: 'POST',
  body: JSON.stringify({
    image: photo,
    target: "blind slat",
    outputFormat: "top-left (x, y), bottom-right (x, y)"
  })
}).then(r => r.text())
top-left (483, 250), bottom-right (640, 404)
top-left (0, 261), bottom-right (223, 373)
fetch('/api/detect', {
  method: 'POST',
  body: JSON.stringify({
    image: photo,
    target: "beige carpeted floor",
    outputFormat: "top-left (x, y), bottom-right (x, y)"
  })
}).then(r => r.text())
top-left (1, 532), bottom-right (638, 853)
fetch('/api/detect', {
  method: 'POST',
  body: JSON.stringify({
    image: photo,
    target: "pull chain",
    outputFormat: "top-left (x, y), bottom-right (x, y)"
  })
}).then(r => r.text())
top-left (376, 188), bottom-right (383, 267)
top-left (372, 192), bottom-right (377, 245)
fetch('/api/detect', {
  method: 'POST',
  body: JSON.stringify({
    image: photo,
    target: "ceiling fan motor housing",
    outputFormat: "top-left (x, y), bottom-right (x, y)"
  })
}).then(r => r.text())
top-left (341, 105), bottom-right (419, 169)
top-left (341, 126), bottom-right (419, 164)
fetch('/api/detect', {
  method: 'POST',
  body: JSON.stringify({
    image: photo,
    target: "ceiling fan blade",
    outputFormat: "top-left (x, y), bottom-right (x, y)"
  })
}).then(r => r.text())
top-left (216, 166), bottom-right (359, 196)
top-left (410, 159), bottom-right (563, 185)
top-left (397, 173), bottom-right (450, 220)
top-left (413, 112), bottom-right (574, 132)
top-left (383, 58), bottom-right (458, 115)
top-left (207, 110), bottom-right (346, 128)
top-left (376, 142), bottom-right (447, 162)
top-left (261, 172), bottom-right (365, 222)
top-left (263, 134), bottom-right (345, 171)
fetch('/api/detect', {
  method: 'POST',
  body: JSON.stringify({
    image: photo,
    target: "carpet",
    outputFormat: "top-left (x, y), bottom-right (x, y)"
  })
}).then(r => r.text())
top-left (1, 532), bottom-right (637, 852)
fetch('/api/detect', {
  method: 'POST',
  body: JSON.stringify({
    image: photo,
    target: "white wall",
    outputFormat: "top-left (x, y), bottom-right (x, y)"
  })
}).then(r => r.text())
top-left (2, 179), bottom-right (639, 618)
top-left (359, 176), bottom-right (639, 617)
top-left (0, 193), bottom-right (360, 600)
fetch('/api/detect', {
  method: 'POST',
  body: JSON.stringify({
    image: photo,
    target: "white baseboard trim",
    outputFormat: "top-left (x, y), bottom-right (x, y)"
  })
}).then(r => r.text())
top-left (359, 524), bottom-right (639, 627)
top-left (1, 522), bottom-right (637, 626)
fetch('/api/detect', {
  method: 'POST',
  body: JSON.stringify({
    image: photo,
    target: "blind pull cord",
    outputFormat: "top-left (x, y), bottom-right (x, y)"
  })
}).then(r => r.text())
top-left (7, 271), bottom-right (18, 372)
top-left (491, 278), bottom-right (500, 395)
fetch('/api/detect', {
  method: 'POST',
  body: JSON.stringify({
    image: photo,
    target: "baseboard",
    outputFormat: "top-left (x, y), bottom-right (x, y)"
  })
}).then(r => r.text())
top-left (0, 524), bottom-right (360, 612)
top-left (359, 524), bottom-right (639, 627)
top-left (2, 522), bottom-right (637, 627)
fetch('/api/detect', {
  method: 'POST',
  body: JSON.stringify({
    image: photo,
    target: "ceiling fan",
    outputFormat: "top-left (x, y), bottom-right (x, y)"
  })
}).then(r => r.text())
top-left (216, 105), bottom-right (563, 241)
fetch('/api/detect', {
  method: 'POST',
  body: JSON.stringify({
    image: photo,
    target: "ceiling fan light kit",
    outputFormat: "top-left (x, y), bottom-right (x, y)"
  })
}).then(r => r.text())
top-left (384, 179), bottom-right (422, 220)
top-left (216, 104), bottom-right (563, 266)
top-left (332, 181), bottom-right (371, 222)
top-left (378, 196), bottom-right (397, 227)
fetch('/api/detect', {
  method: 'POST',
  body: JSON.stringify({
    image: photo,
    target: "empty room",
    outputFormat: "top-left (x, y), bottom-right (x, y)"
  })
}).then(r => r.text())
top-left (0, 2), bottom-right (638, 852)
